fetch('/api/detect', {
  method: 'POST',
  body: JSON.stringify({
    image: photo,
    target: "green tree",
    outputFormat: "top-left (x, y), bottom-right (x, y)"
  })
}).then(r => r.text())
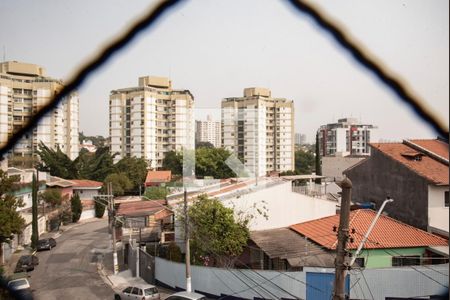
top-left (195, 148), bottom-right (235, 179)
top-left (186, 195), bottom-right (250, 267)
top-left (144, 186), bottom-right (167, 200)
top-left (195, 141), bottom-right (214, 149)
top-left (295, 149), bottom-right (315, 174)
top-left (104, 173), bottom-right (133, 196)
top-left (37, 142), bottom-right (78, 179)
top-left (40, 188), bottom-right (63, 208)
top-left (94, 196), bottom-right (107, 218)
top-left (85, 147), bottom-right (116, 182)
top-left (115, 156), bottom-right (148, 194)
top-left (0, 170), bottom-right (25, 259)
top-left (71, 193), bottom-right (83, 223)
top-left (162, 151), bottom-right (183, 175)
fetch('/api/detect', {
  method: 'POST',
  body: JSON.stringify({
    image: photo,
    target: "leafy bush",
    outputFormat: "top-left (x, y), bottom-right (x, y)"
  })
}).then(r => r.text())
top-left (94, 197), bottom-right (107, 218)
top-left (71, 193), bottom-right (82, 222)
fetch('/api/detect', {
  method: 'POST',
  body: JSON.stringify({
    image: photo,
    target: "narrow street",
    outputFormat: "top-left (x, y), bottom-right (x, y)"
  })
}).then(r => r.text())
top-left (29, 219), bottom-right (114, 300)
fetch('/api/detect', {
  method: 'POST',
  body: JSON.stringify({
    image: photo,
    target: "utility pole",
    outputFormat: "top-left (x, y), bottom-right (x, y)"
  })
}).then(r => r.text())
top-left (333, 177), bottom-right (352, 300)
top-left (109, 182), bottom-right (118, 275)
top-left (184, 189), bottom-right (192, 292)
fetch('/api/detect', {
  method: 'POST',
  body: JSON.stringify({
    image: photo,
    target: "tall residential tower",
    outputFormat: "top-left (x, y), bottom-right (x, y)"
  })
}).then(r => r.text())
top-left (222, 88), bottom-right (295, 176)
top-left (318, 117), bottom-right (378, 157)
top-left (0, 61), bottom-right (79, 160)
top-left (195, 115), bottom-right (221, 148)
top-left (109, 76), bottom-right (194, 169)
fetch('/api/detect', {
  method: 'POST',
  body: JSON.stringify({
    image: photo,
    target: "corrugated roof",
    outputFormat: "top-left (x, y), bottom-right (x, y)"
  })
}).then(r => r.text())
top-left (145, 170), bottom-right (171, 184)
top-left (290, 209), bottom-right (448, 250)
top-left (250, 228), bottom-right (334, 268)
top-left (370, 139), bottom-right (449, 185)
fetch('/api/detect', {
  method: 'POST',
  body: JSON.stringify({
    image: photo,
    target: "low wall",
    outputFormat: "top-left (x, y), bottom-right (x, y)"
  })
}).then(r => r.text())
top-left (154, 257), bottom-right (449, 300)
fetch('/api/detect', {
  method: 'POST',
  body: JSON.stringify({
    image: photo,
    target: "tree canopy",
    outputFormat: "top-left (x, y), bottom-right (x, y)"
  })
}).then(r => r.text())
top-left (0, 170), bottom-right (25, 245)
top-left (40, 188), bottom-right (63, 207)
top-left (114, 156), bottom-right (148, 194)
top-left (163, 148), bottom-right (235, 179)
top-left (104, 173), bottom-right (133, 196)
top-left (295, 149), bottom-right (315, 175)
top-left (162, 151), bottom-right (183, 176)
top-left (187, 195), bottom-right (250, 267)
top-left (37, 143), bottom-right (148, 194)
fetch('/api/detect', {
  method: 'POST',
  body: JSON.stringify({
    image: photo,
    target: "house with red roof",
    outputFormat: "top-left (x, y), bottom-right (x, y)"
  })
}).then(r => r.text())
top-left (116, 200), bottom-right (174, 244)
top-left (144, 170), bottom-right (171, 187)
top-left (290, 209), bottom-right (448, 269)
top-left (344, 139), bottom-right (449, 237)
top-left (71, 179), bottom-right (103, 220)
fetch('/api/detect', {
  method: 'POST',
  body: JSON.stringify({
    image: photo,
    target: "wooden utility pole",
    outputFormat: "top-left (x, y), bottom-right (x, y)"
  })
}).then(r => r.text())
top-left (333, 177), bottom-right (352, 300)
top-left (184, 189), bottom-right (192, 292)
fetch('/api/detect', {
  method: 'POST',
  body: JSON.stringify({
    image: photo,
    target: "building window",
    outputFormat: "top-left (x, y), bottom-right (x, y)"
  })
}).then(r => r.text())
top-left (354, 257), bottom-right (365, 268)
top-left (445, 191), bottom-right (449, 207)
top-left (392, 255), bottom-right (420, 267)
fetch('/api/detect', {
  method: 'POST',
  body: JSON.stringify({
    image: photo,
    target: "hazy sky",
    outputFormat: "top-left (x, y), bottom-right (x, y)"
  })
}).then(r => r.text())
top-left (1, 0), bottom-right (448, 142)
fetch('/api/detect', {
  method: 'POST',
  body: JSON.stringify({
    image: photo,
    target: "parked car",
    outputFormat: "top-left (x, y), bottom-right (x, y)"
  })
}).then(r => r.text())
top-left (14, 255), bottom-right (39, 273)
top-left (165, 292), bottom-right (207, 300)
top-left (7, 278), bottom-right (30, 290)
top-left (7, 277), bottom-right (33, 300)
top-left (114, 283), bottom-right (160, 300)
top-left (36, 238), bottom-right (57, 251)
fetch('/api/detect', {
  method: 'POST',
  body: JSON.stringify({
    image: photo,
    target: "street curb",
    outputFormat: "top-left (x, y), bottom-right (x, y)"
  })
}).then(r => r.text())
top-left (97, 262), bottom-right (115, 288)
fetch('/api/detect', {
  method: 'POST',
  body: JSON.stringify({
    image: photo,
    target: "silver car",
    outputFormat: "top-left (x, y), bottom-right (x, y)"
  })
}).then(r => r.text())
top-left (165, 291), bottom-right (207, 300)
top-left (115, 284), bottom-right (160, 300)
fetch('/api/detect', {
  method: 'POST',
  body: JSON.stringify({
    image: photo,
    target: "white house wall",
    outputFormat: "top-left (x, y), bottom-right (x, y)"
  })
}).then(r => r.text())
top-left (221, 181), bottom-right (337, 231)
top-left (428, 185), bottom-right (449, 234)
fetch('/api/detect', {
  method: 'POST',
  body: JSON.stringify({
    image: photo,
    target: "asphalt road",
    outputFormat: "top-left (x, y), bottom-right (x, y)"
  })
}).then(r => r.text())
top-left (29, 219), bottom-right (115, 300)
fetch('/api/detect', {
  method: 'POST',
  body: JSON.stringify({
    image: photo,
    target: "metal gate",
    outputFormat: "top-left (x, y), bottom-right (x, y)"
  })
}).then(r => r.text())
top-left (306, 272), bottom-right (349, 300)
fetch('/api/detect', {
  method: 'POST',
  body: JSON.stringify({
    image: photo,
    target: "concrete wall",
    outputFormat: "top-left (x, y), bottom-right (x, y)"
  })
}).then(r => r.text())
top-left (221, 181), bottom-right (337, 231)
top-left (428, 185), bottom-right (449, 234)
top-left (322, 156), bottom-right (366, 181)
top-left (345, 148), bottom-right (429, 231)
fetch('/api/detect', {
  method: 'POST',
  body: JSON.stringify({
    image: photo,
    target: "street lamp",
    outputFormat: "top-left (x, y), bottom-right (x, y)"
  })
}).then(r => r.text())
top-left (349, 197), bottom-right (394, 266)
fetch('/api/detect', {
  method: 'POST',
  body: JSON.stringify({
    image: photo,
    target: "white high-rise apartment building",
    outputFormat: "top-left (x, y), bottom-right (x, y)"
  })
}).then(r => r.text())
top-left (318, 117), bottom-right (378, 157)
top-left (195, 115), bottom-right (221, 148)
top-left (109, 76), bottom-right (194, 169)
top-left (0, 61), bottom-right (79, 160)
top-left (222, 88), bottom-right (295, 176)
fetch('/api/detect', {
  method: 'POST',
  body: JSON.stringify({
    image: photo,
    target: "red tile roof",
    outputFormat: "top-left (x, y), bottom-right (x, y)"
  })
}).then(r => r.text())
top-left (70, 180), bottom-right (103, 188)
top-left (145, 171), bottom-right (171, 184)
top-left (116, 200), bottom-right (172, 218)
top-left (290, 209), bottom-right (448, 250)
top-left (409, 139), bottom-right (449, 160)
top-left (370, 139), bottom-right (449, 185)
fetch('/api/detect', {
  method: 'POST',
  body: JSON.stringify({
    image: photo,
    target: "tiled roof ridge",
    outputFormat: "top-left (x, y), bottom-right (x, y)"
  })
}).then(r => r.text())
top-left (370, 143), bottom-right (447, 184)
top-left (358, 209), bottom-right (448, 244)
top-left (404, 139), bottom-right (449, 165)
